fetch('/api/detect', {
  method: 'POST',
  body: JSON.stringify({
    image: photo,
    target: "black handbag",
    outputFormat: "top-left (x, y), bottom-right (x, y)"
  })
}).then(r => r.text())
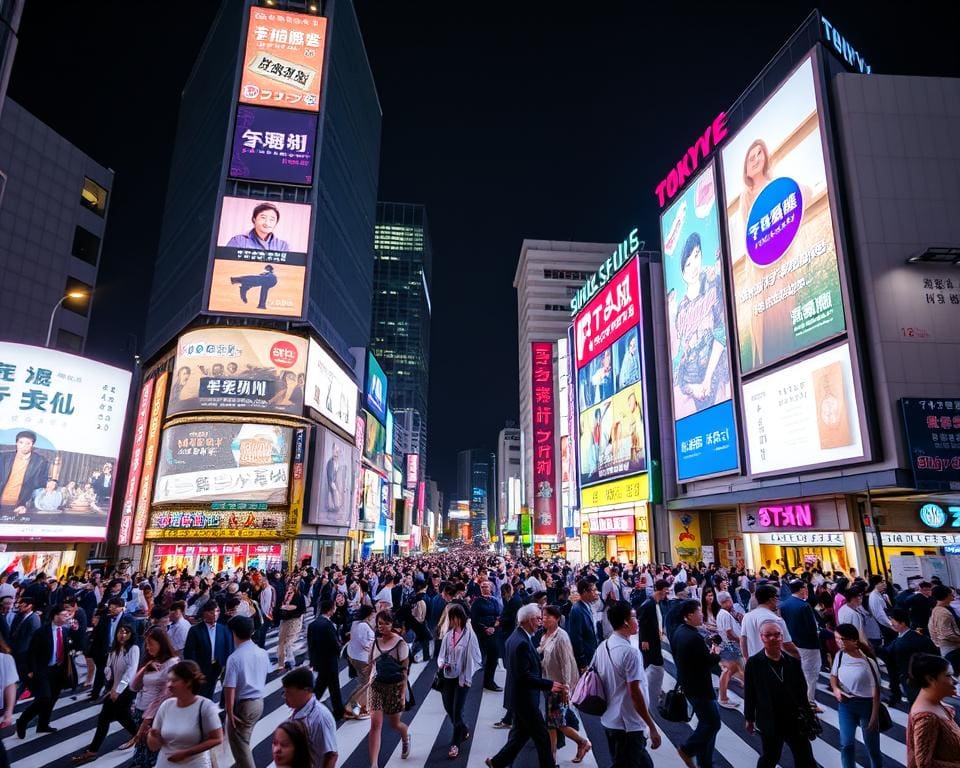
top-left (658, 685), bottom-right (692, 722)
top-left (431, 669), bottom-right (444, 691)
top-left (841, 651), bottom-right (893, 732)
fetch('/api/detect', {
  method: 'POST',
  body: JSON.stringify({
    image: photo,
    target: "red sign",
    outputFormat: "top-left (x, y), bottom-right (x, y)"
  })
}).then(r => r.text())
top-left (269, 340), bottom-right (300, 368)
top-left (654, 113), bottom-right (727, 208)
top-left (574, 258), bottom-right (641, 368)
top-left (118, 377), bottom-right (154, 546)
top-left (154, 543), bottom-right (282, 558)
top-left (132, 371), bottom-right (169, 545)
top-left (531, 342), bottom-right (559, 540)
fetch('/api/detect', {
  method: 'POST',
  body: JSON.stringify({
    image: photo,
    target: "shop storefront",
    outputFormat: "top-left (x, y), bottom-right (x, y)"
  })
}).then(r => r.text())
top-left (579, 475), bottom-right (651, 565)
top-left (739, 497), bottom-right (862, 576)
top-left (868, 499), bottom-right (960, 587)
top-left (150, 542), bottom-right (284, 574)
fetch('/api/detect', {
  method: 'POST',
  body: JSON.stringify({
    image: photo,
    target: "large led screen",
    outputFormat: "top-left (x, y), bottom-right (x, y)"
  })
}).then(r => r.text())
top-left (362, 410), bottom-right (386, 471)
top-left (574, 258), bottom-right (646, 488)
top-left (660, 162), bottom-right (739, 481)
top-left (742, 342), bottom-right (864, 475)
top-left (229, 105), bottom-right (316, 186)
top-left (0, 343), bottom-right (131, 540)
top-left (169, 328), bottom-right (307, 417)
top-left (720, 55), bottom-right (846, 375)
top-left (305, 340), bottom-right (358, 437)
top-left (310, 427), bottom-right (359, 528)
top-left (207, 196), bottom-right (311, 319)
top-left (154, 423), bottom-right (292, 504)
top-left (239, 7), bottom-right (328, 113)
top-left (365, 352), bottom-right (388, 424)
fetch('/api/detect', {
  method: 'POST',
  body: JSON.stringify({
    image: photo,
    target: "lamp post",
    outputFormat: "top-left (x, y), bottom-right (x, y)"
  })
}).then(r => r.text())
top-left (45, 290), bottom-right (87, 348)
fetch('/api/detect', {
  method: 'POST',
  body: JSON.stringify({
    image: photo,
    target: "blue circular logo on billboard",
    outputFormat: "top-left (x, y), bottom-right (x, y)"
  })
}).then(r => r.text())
top-left (746, 177), bottom-right (803, 267)
top-left (919, 503), bottom-right (947, 529)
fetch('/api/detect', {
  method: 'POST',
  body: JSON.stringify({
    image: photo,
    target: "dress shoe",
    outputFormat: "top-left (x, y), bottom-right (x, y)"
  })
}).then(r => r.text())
top-left (15, 718), bottom-right (25, 739)
top-left (484, 684), bottom-right (502, 692)
top-left (37, 726), bottom-right (58, 734)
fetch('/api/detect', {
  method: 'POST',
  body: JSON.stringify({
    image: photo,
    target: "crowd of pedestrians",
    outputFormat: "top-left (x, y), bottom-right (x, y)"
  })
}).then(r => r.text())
top-left (0, 552), bottom-right (958, 768)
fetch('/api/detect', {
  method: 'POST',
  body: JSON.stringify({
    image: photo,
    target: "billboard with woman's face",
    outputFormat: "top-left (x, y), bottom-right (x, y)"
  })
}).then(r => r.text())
top-left (720, 54), bottom-right (846, 375)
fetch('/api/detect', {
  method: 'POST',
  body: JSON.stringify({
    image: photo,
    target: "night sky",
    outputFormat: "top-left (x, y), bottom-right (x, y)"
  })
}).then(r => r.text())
top-left (8, 2), bottom-right (959, 499)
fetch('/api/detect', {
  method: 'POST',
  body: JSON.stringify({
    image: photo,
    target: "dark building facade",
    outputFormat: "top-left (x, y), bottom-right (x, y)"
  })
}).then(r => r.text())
top-left (457, 448), bottom-right (495, 543)
top-left (372, 202), bottom-right (432, 463)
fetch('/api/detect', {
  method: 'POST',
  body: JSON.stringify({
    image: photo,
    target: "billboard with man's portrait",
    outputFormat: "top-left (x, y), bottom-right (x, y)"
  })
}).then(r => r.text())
top-left (309, 426), bottom-right (359, 528)
top-left (0, 343), bottom-right (131, 540)
top-left (206, 196), bottom-right (311, 320)
top-left (168, 328), bottom-right (307, 417)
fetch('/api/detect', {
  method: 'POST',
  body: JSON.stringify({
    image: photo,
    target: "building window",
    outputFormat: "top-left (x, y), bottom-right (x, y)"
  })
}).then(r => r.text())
top-left (80, 177), bottom-right (108, 216)
top-left (71, 226), bottom-right (101, 266)
top-left (55, 329), bottom-right (84, 353)
top-left (543, 269), bottom-right (591, 281)
top-left (63, 277), bottom-right (93, 317)
top-left (543, 304), bottom-right (568, 312)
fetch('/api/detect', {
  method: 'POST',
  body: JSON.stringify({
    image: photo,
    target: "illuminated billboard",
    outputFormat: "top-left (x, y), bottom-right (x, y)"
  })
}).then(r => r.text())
top-left (118, 377), bottom-right (154, 545)
top-left (310, 427), bottom-right (359, 527)
top-left (530, 342), bottom-right (559, 540)
top-left (304, 340), bottom-right (358, 437)
top-left (362, 410), bottom-right (386, 471)
top-left (659, 161), bottom-right (739, 481)
top-left (154, 423), bottom-right (292, 504)
top-left (0, 344), bottom-right (131, 541)
top-left (742, 342), bottom-right (864, 475)
top-left (207, 196), bottom-right (311, 319)
top-left (239, 7), bottom-right (328, 113)
top-left (405, 453), bottom-right (419, 490)
top-left (229, 105), bottom-right (316, 186)
top-left (365, 352), bottom-right (387, 423)
top-left (720, 54), bottom-right (846, 375)
top-left (169, 328), bottom-right (307, 417)
top-left (573, 258), bottom-right (647, 489)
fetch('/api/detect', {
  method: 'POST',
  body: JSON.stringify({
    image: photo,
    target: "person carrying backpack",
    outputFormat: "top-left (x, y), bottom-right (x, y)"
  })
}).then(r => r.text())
top-left (591, 600), bottom-right (661, 767)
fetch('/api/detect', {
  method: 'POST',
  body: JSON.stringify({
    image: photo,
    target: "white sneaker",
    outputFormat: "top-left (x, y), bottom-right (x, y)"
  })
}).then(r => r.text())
top-left (719, 699), bottom-right (739, 709)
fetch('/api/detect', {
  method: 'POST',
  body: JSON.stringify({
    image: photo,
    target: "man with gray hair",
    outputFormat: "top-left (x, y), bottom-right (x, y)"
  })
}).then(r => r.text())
top-left (485, 602), bottom-right (567, 768)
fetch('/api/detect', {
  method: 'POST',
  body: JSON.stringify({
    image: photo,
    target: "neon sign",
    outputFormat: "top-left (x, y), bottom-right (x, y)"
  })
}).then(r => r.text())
top-left (756, 504), bottom-right (813, 528)
top-left (654, 113), bottom-right (728, 209)
top-left (820, 16), bottom-right (872, 74)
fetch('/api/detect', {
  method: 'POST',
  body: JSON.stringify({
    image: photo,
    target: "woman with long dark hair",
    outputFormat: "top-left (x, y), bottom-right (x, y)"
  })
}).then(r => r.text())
top-left (272, 720), bottom-right (314, 768)
top-left (126, 626), bottom-right (180, 767)
top-left (367, 609), bottom-right (411, 766)
top-left (830, 623), bottom-right (882, 768)
top-left (437, 603), bottom-right (481, 759)
top-left (147, 660), bottom-right (223, 768)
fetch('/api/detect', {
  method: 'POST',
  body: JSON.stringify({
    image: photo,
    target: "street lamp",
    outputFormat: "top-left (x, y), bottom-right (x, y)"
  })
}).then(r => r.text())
top-left (45, 290), bottom-right (88, 348)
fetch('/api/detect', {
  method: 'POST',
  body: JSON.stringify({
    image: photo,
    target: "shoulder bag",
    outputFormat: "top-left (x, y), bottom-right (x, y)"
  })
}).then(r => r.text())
top-left (571, 640), bottom-right (613, 716)
top-left (659, 684), bottom-right (693, 722)
top-left (838, 651), bottom-right (892, 732)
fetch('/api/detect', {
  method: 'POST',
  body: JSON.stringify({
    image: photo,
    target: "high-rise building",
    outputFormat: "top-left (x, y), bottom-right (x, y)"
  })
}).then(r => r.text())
top-left (497, 425), bottom-right (521, 536)
top-left (372, 202), bottom-right (432, 463)
top-left (0, 99), bottom-right (112, 352)
top-left (456, 447), bottom-right (495, 543)
top-left (0, 1), bottom-right (24, 124)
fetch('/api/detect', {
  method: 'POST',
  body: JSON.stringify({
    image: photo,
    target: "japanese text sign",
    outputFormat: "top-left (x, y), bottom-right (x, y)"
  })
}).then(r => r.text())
top-left (230, 105), bottom-right (316, 185)
top-left (132, 371), bottom-right (168, 544)
top-left (118, 377), bottom-right (154, 545)
top-left (900, 398), bottom-right (960, 491)
top-left (531, 342), bottom-right (558, 540)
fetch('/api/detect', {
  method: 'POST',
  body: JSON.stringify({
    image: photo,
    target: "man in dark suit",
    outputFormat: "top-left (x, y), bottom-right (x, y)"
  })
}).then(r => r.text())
top-left (672, 599), bottom-right (721, 768)
top-left (485, 603), bottom-right (567, 768)
top-left (10, 596), bottom-right (41, 695)
top-left (16, 604), bottom-right (76, 738)
top-left (638, 578), bottom-right (668, 707)
top-left (884, 607), bottom-right (938, 706)
top-left (471, 579), bottom-right (502, 691)
top-left (0, 595), bottom-right (14, 646)
top-left (566, 579), bottom-right (598, 672)
top-left (743, 619), bottom-right (817, 768)
top-left (0, 430), bottom-right (49, 514)
top-left (88, 596), bottom-right (134, 698)
top-left (184, 601), bottom-right (234, 701)
top-left (307, 599), bottom-right (345, 719)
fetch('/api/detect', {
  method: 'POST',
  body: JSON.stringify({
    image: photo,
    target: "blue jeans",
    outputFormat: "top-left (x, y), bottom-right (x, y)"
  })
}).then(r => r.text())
top-left (838, 697), bottom-right (882, 768)
top-left (683, 696), bottom-right (720, 768)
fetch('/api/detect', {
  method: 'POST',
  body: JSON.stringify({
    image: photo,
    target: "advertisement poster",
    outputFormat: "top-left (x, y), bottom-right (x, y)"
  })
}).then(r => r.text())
top-left (668, 511), bottom-right (702, 564)
top-left (118, 377), bottom-right (154, 545)
top-left (720, 55), bottom-right (846, 374)
top-left (132, 371), bottom-right (168, 545)
top-left (365, 352), bottom-right (388, 423)
top-left (573, 259), bottom-right (647, 488)
top-left (229, 105), bottom-right (316, 185)
top-left (168, 328), bottom-right (307, 417)
top-left (207, 196), bottom-right (311, 319)
top-left (361, 468), bottom-right (381, 522)
top-left (310, 427), bottom-right (359, 528)
top-left (304, 340), bottom-right (358, 437)
top-left (530, 342), bottom-right (559, 540)
top-left (900, 398), bottom-right (960, 491)
top-left (239, 7), bottom-right (328, 113)
top-left (0, 343), bottom-right (131, 540)
top-left (362, 410), bottom-right (386, 471)
top-left (660, 162), bottom-right (740, 481)
top-left (742, 343), bottom-right (864, 475)
top-left (154, 423), bottom-right (292, 504)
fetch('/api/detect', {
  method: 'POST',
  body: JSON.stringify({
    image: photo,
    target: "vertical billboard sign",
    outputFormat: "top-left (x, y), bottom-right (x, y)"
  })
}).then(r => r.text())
top-left (405, 453), bottom-right (419, 490)
top-left (118, 377), bottom-right (155, 545)
top-left (365, 353), bottom-right (388, 423)
top-left (660, 161), bottom-right (740, 481)
top-left (351, 415), bottom-right (365, 529)
top-left (239, 8), bottom-right (328, 113)
top-left (416, 480), bottom-right (425, 527)
top-left (304, 340), bottom-right (358, 438)
top-left (0, 344), bottom-right (132, 541)
top-left (207, 197), bottom-right (311, 320)
top-left (229, 105), bottom-right (317, 186)
top-left (310, 427), bottom-right (359, 528)
top-left (574, 257), bottom-right (647, 488)
top-left (531, 342), bottom-right (559, 540)
top-left (719, 54), bottom-right (847, 376)
top-left (132, 371), bottom-right (169, 545)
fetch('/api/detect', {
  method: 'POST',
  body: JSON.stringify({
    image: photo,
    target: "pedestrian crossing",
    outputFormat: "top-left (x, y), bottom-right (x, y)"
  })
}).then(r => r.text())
top-left (2, 616), bottom-right (932, 768)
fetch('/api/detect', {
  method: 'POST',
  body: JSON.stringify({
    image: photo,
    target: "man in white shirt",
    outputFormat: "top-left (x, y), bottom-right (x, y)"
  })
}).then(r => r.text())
top-left (593, 600), bottom-right (662, 765)
top-left (866, 578), bottom-right (894, 641)
top-left (224, 616), bottom-right (271, 768)
top-left (282, 666), bottom-right (338, 768)
top-left (166, 601), bottom-right (191, 657)
top-left (837, 587), bottom-right (868, 644)
top-left (739, 585), bottom-right (799, 659)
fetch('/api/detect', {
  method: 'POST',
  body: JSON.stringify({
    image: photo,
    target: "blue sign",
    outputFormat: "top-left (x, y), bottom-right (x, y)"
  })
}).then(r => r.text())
top-left (365, 352), bottom-right (388, 423)
top-left (675, 400), bottom-right (739, 481)
top-left (920, 503), bottom-right (948, 528)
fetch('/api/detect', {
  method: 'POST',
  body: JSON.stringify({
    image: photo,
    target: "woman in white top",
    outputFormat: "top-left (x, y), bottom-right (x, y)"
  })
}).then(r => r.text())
top-left (127, 626), bottom-right (180, 767)
top-left (345, 604), bottom-right (377, 719)
top-left (830, 623), bottom-right (882, 768)
top-left (147, 660), bottom-right (223, 768)
top-left (437, 604), bottom-right (481, 759)
top-left (72, 623), bottom-right (141, 763)
top-left (715, 591), bottom-right (744, 709)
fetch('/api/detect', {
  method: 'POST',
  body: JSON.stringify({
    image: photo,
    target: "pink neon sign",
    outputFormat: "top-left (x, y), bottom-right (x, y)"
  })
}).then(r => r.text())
top-left (654, 113), bottom-right (728, 209)
top-left (756, 504), bottom-right (813, 528)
